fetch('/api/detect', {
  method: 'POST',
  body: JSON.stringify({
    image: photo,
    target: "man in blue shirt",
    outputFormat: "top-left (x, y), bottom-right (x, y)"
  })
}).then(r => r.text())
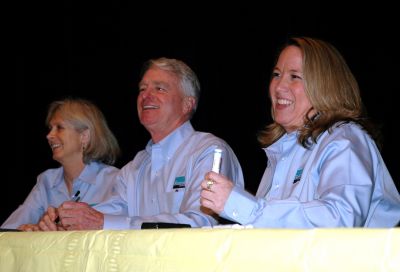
top-left (38, 57), bottom-right (244, 230)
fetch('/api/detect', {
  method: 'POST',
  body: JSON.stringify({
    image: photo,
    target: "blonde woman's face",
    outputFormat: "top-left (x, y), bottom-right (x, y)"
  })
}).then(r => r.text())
top-left (46, 111), bottom-right (85, 165)
top-left (269, 45), bottom-right (312, 133)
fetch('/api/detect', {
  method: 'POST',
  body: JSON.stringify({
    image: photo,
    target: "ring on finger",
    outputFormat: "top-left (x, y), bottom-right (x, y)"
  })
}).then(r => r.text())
top-left (206, 179), bottom-right (214, 190)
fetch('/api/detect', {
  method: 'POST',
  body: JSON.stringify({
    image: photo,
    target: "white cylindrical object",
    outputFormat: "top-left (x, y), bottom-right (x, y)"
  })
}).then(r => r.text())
top-left (212, 148), bottom-right (222, 173)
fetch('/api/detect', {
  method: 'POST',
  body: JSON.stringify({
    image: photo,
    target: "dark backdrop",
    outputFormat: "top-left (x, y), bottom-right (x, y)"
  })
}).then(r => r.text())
top-left (6, 3), bottom-right (399, 224)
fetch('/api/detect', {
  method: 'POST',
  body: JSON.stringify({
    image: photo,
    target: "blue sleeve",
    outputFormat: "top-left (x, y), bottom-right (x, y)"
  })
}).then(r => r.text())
top-left (222, 126), bottom-right (388, 228)
top-left (1, 177), bottom-right (47, 229)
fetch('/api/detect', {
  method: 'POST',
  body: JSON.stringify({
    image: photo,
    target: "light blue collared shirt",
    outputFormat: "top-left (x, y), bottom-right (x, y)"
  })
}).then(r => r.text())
top-left (1, 162), bottom-right (119, 229)
top-left (222, 122), bottom-right (400, 228)
top-left (95, 121), bottom-right (244, 229)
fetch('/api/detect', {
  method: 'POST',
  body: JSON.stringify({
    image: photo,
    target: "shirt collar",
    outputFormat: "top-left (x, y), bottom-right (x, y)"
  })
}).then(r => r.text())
top-left (264, 130), bottom-right (299, 158)
top-left (52, 162), bottom-right (100, 189)
top-left (78, 162), bottom-right (101, 185)
top-left (145, 121), bottom-right (195, 159)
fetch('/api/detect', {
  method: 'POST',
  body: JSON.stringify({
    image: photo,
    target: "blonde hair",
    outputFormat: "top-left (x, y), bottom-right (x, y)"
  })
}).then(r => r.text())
top-left (258, 37), bottom-right (378, 148)
top-left (46, 98), bottom-right (120, 164)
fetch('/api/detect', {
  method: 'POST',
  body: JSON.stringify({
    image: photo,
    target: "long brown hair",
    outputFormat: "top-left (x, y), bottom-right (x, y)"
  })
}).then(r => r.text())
top-left (258, 37), bottom-right (381, 149)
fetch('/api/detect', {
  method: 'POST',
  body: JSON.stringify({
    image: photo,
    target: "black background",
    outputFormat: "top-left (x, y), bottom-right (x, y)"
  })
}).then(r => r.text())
top-left (6, 2), bottom-right (399, 223)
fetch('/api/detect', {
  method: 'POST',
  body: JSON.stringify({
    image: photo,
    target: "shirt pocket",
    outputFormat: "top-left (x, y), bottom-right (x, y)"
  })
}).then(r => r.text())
top-left (164, 189), bottom-right (186, 213)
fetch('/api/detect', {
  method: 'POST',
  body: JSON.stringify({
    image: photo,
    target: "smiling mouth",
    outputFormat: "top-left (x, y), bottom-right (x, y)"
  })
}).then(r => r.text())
top-left (50, 143), bottom-right (61, 150)
top-left (277, 98), bottom-right (293, 105)
top-left (143, 105), bottom-right (160, 110)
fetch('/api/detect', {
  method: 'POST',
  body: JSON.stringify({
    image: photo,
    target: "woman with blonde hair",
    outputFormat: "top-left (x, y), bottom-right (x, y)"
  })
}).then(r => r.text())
top-left (201, 37), bottom-right (400, 228)
top-left (2, 97), bottom-right (120, 230)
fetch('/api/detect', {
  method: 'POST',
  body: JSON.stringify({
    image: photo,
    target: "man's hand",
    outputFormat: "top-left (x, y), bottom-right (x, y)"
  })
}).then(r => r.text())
top-left (57, 201), bottom-right (104, 230)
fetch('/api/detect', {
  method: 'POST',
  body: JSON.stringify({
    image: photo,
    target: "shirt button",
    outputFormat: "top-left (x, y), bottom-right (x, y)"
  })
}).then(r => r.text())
top-left (281, 157), bottom-right (286, 161)
top-left (232, 210), bottom-right (238, 218)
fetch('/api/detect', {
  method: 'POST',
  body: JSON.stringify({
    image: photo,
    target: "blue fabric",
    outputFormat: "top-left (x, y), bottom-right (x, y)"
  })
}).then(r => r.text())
top-left (96, 121), bottom-right (245, 229)
top-left (222, 122), bottom-right (400, 228)
top-left (2, 162), bottom-right (119, 229)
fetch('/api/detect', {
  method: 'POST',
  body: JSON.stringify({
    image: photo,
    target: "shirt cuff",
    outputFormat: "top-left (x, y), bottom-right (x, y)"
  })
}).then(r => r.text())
top-left (221, 186), bottom-right (258, 225)
top-left (103, 214), bottom-right (133, 230)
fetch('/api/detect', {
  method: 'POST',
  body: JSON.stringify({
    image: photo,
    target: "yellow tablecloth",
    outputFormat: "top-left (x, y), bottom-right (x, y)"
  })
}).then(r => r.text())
top-left (0, 228), bottom-right (399, 271)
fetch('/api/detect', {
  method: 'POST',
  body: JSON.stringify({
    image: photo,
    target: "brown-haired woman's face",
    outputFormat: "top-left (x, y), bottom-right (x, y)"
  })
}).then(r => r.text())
top-left (269, 45), bottom-right (312, 132)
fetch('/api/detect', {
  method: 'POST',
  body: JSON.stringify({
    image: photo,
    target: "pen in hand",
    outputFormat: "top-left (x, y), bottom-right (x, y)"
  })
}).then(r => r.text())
top-left (55, 190), bottom-right (80, 224)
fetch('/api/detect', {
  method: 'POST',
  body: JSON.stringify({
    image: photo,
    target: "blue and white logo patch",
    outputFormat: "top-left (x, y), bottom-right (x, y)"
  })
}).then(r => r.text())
top-left (173, 176), bottom-right (186, 189)
top-left (293, 169), bottom-right (303, 184)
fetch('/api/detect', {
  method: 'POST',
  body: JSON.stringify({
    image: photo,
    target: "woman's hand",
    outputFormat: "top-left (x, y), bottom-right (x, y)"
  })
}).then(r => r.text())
top-left (200, 171), bottom-right (234, 214)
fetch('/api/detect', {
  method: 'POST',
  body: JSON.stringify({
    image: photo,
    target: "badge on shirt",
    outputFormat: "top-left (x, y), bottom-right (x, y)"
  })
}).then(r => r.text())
top-left (173, 176), bottom-right (186, 189)
top-left (293, 168), bottom-right (303, 184)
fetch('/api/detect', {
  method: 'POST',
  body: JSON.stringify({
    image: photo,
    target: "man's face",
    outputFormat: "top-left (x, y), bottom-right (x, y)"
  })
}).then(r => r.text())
top-left (137, 66), bottom-right (192, 141)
